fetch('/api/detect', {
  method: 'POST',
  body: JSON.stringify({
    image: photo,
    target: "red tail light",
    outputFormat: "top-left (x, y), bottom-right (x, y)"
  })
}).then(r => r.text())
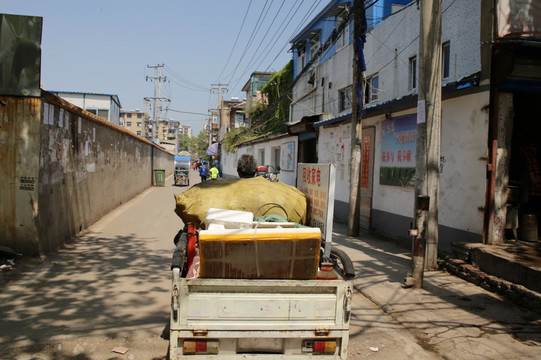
top-left (313, 340), bottom-right (337, 354)
top-left (183, 340), bottom-right (218, 355)
top-left (302, 339), bottom-right (338, 354)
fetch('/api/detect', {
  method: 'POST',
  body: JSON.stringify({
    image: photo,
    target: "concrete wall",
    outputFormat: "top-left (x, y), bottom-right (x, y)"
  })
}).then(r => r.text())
top-left (0, 97), bottom-right (42, 256)
top-left (316, 121), bottom-right (352, 222)
top-left (0, 92), bottom-right (173, 256)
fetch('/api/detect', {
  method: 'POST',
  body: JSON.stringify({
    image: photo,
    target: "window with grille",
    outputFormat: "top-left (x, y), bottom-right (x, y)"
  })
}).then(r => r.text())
top-left (310, 35), bottom-right (320, 61)
top-left (339, 86), bottom-right (352, 112)
top-left (336, 12), bottom-right (350, 50)
top-left (409, 56), bottom-right (417, 91)
top-left (442, 41), bottom-right (450, 79)
top-left (365, 75), bottom-right (379, 104)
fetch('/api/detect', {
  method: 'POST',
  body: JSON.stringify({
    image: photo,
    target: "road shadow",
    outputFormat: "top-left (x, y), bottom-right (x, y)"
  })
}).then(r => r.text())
top-left (0, 232), bottom-right (173, 358)
top-left (331, 225), bottom-right (541, 351)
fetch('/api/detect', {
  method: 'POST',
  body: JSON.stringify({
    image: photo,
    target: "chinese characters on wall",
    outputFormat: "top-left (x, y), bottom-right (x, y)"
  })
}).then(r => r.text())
top-left (362, 134), bottom-right (371, 189)
top-left (380, 114), bottom-right (417, 187)
top-left (297, 164), bottom-right (335, 255)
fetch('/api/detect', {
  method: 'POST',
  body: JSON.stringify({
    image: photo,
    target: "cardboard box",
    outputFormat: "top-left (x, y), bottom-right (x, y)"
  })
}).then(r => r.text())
top-left (198, 227), bottom-right (321, 279)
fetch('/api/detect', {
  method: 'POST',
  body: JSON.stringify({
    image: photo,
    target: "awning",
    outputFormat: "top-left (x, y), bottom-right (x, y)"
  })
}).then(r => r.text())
top-left (286, 114), bottom-right (323, 135)
top-left (206, 142), bottom-right (219, 156)
top-left (313, 112), bottom-right (351, 128)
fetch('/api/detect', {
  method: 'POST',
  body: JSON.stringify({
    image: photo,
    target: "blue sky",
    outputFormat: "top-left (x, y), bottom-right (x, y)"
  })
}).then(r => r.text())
top-left (3, 0), bottom-right (329, 134)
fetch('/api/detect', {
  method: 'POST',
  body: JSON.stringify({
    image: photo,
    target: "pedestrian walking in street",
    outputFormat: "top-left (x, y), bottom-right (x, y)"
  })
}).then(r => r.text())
top-left (199, 161), bottom-right (208, 182)
top-left (209, 164), bottom-right (219, 180)
top-left (215, 160), bottom-right (222, 178)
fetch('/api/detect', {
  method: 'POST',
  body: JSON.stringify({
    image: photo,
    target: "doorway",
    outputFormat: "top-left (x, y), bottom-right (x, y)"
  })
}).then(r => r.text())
top-left (508, 91), bottom-right (541, 241)
top-left (298, 137), bottom-right (318, 163)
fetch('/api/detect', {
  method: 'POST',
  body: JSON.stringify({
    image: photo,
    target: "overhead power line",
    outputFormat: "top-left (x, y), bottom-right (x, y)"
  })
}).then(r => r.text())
top-left (224, 0), bottom-right (271, 85)
top-left (216, 0), bottom-right (254, 82)
top-left (230, 0), bottom-right (287, 83)
top-left (229, 0), bottom-right (325, 98)
top-left (164, 65), bottom-right (208, 92)
top-left (165, 108), bottom-right (208, 116)
top-left (257, 0), bottom-right (325, 80)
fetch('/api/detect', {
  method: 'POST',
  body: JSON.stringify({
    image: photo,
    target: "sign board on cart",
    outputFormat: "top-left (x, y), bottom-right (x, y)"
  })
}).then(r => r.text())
top-left (297, 163), bottom-right (336, 257)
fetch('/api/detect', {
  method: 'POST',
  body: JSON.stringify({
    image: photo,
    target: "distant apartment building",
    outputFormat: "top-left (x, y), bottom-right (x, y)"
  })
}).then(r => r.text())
top-left (157, 119), bottom-right (179, 142)
top-left (242, 71), bottom-right (273, 124)
top-left (179, 124), bottom-right (192, 137)
top-left (119, 110), bottom-right (149, 137)
top-left (50, 91), bottom-right (121, 125)
top-left (225, 99), bottom-right (246, 130)
top-left (215, 98), bottom-right (245, 141)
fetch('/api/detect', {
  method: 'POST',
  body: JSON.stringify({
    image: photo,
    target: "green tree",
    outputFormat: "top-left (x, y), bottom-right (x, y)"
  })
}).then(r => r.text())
top-left (177, 134), bottom-right (193, 153)
top-left (176, 131), bottom-right (209, 159)
top-left (194, 131), bottom-right (209, 159)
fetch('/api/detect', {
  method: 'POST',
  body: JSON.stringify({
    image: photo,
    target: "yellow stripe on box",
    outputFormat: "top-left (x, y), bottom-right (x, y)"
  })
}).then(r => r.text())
top-left (199, 232), bottom-right (321, 242)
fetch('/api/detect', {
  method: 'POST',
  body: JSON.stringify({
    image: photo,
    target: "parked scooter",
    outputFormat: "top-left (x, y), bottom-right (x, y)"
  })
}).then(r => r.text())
top-left (256, 165), bottom-right (280, 182)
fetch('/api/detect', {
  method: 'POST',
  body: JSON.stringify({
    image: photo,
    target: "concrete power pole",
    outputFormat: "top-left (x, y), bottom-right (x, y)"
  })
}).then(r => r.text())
top-left (145, 64), bottom-right (169, 142)
top-left (211, 83), bottom-right (228, 144)
top-left (348, 0), bottom-right (366, 236)
top-left (409, 0), bottom-right (442, 288)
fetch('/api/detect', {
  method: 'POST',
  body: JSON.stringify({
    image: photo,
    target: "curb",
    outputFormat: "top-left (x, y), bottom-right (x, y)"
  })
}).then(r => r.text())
top-left (440, 256), bottom-right (541, 314)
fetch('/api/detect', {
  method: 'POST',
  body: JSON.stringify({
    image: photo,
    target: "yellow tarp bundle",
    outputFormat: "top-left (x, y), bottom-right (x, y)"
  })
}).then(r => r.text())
top-left (174, 177), bottom-right (307, 229)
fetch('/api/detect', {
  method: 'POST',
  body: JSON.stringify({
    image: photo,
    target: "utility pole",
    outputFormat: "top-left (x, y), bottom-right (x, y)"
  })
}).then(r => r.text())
top-left (348, 0), bottom-right (366, 236)
top-left (408, 0), bottom-right (442, 288)
top-left (210, 82), bottom-right (228, 144)
top-left (145, 64), bottom-right (170, 142)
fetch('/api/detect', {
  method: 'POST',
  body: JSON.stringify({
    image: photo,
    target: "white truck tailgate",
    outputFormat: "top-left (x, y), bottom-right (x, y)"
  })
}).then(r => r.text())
top-left (170, 275), bottom-right (352, 359)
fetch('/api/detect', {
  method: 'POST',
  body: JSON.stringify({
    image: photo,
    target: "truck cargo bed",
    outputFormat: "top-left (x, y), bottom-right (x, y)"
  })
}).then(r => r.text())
top-left (169, 274), bottom-right (352, 359)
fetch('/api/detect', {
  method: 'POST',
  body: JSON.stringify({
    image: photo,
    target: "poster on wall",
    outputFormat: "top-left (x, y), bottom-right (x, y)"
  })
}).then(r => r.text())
top-left (281, 142), bottom-right (295, 171)
top-left (297, 163), bottom-right (336, 257)
top-left (379, 114), bottom-right (417, 187)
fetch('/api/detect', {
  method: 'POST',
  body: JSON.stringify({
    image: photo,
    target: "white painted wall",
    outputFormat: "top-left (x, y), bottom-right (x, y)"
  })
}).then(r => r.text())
top-left (363, 91), bottom-right (489, 235)
top-left (438, 92), bottom-right (489, 233)
top-left (316, 122), bottom-right (352, 204)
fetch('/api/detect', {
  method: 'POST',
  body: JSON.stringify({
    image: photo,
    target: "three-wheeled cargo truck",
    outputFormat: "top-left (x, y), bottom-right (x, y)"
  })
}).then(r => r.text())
top-left (174, 156), bottom-right (191, 186)
top-left (168, 208), bottom-right (355, 359)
